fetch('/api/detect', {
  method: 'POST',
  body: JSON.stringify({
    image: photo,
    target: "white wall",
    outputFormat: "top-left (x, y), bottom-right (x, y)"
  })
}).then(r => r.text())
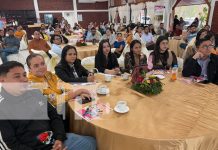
top-left (108, 0), bottom-right (177, 30)
top-left (62, 12), bottom-right (77, 27)
top-left (208, 0), bottom-right (218, 26)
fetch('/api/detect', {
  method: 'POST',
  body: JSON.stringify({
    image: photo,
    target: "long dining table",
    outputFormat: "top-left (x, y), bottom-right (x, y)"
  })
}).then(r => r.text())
top-left (65, 73), bottom-right (218, 150)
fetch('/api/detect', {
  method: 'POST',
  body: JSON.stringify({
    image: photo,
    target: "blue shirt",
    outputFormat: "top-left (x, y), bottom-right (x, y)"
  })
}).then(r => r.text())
top-left (4, 36), bottom-right (20, 48)
top-left (114, 41), bottom-right (125, 48)
top-left (0, 20), bottom-right (4, 29)
top-left (51, 44), bottom-right (62, 57)
top-left (197, 57), bottom-right (210, 80)
top-left (187, 32), bottom-right (197, 42)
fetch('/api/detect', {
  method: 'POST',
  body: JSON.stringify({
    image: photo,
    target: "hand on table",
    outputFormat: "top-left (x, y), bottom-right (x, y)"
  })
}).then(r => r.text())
top-left (87, 74), bottom-right (95, 82)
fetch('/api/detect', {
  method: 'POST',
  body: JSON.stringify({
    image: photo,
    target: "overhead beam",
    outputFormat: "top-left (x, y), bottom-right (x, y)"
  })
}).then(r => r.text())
top-left (172, 0), bottom-right (182, 10)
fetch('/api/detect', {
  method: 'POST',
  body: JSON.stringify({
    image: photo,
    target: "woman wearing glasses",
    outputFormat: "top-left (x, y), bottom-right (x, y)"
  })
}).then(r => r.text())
top-left (182, 35), bottom-right (218, 84)
top-left (147, 36), bottom-right (177, 70)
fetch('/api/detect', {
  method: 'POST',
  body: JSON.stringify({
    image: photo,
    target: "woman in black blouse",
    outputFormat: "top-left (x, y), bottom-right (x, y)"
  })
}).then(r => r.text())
top-left (148, 36), bottom-right (178, 70)
top-left (95, 39), bottom-right (120, 75)
top-left (55, 45), bottom-right (94, 82)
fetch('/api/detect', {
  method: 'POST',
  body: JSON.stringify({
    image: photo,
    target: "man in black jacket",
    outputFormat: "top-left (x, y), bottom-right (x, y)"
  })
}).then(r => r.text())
top-left (0, 61), bottom-right (96, 150)
top-left (182, 36), bottom-right (218, 85)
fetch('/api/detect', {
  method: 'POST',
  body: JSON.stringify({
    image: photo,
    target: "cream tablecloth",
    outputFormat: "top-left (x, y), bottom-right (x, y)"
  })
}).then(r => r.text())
top-left (61, 44), bottom-right (98, 60)
top-left (67, 74), bottom-right (218, 150)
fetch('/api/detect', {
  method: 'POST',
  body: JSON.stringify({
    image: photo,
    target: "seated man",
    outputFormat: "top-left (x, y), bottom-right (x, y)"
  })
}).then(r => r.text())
top-left (28, 31), bottom-right (51, 53)
top-left (0, 28), bottom-right (20, 63)
top-left (141, 26), bottom-right (155, 50)
top-left (0, 61), bottom-right (96, 150)
top-left (0, 28), bottom-right (5, 48)
top-left (85, 27), bottom-right (101, 43)
top-left (156, 23), bottom-right (167, 36)
top-left (26, 53), bottom-right (91, 107)
top-left (50, 34), bottom-right (62, 57)
top-left (182, 36), bottom-right (218, 85)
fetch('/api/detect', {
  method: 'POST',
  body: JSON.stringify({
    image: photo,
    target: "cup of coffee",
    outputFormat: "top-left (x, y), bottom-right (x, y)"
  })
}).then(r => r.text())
top-left (116, 101), bottom-right (127, 111)
top-left (121, 73), bottom-right (129, 80)
top-left (98, 85), bottom-right (108, 94)
top-left (105, 74), bottom-right (112, 82)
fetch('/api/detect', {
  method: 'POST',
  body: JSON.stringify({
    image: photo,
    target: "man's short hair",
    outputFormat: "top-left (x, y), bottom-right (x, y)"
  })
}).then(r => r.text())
top-left (195, 36), bottom-right (211, 48)
top-left (0, 61), bottom-right (24, 76)
top-left (190, 24), bottom-right (197, 28)
top-left (7, 28), bottom-right (14, 32)
top-left (91, 27), bottom-right (96, 31)
top-left (26, 53), bottom-right (44, 68)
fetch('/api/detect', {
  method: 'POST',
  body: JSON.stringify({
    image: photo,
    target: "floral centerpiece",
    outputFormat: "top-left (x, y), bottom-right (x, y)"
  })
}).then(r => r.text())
top-left (76, 39), bottom-right (87, 47)
top-left (131, 66), bottom-right (163, 95)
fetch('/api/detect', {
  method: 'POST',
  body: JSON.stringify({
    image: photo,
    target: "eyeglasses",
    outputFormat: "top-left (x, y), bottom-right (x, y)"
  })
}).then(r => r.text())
top-left (55, 37), bottom-right (61, 40)
top-left (201, 45), bottom-right (214, 50)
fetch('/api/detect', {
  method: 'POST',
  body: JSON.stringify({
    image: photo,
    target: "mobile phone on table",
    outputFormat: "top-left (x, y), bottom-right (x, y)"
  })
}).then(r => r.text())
top-left (77, 97), bottom-right (94, 104)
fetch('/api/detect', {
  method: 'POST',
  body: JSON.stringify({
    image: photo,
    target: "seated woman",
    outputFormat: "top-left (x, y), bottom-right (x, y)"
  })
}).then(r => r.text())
top-left (27, 53), bottom-right (91, 107)
top-left (182, 36), bottom-right (218, 84)
top-left (55, 45), bottom-right (94, 82)
top-left (40, 27), bottom-right (50, 42)
top-left (14, 25), bottom-right (25, 40)
top-left (95, 39), bottom-right (120, 75)
top-left (148, 36), bottom-right (177, 70)
top-left (114, 32), bottom-right (126, 58)
top-left (101, 28), bottom-right (116, 46)
top-left (124, 40), bottom-right (147, 73)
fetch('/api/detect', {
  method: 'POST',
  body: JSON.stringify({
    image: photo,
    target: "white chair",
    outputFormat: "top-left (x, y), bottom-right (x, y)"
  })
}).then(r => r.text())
top-left (111, 48), bottom-right (116, 53)
top-left (81, 56), bottom-right (95, 70)
top-left (31, 49), bottom-right (59, 73)
top-left (118, 55), bottom-right (124, 68)
top-left (177, 57), bottom-right (184, 69)
top-left (19, 30), bottom-right (28, 51)
top-left (122, 44), bottom-right (130, 56)
top-left (7, 50), bottom-right (29, 65)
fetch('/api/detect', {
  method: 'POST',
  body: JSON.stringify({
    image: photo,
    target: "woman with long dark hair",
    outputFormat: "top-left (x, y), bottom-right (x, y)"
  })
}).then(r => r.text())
top-left (124, 40), bottom-right (147, 73)
top-left (148, 36), bottom-right (177, 70)
top-left (55, 45), bottom-right (94, 82)
top-left (95, 39), bottom-right (120, 75)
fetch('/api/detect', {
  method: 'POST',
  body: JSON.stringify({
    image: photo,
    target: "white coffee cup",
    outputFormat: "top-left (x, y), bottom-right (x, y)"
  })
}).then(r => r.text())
top-left (105, 74), bottom-right (112, 82)
top-left (121, 73), bottom-right (129, 80)
top-left (98, 85), bottom-right (108, 94)
top-left (116, 101), bottom-right (127, 111)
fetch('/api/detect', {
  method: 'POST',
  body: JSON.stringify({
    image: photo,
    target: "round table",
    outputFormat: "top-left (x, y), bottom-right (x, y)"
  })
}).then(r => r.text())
top-left (67, 74), bottom-right (218, 150)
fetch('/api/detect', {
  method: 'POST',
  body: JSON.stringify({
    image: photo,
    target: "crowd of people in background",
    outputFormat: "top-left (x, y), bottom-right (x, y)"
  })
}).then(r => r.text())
top-left (0, 15), bottom-right (218, 149)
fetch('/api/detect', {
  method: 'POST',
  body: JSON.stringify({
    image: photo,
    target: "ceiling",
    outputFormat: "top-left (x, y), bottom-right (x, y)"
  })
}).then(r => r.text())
top-left (177, 0), bottom-right (207, 6)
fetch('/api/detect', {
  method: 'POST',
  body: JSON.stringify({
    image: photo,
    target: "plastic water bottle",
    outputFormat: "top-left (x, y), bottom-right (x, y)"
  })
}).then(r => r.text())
top-left (171, 65), bottom-right (178, 81)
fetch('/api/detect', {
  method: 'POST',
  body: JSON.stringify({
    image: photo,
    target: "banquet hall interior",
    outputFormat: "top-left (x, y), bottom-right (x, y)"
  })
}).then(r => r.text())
top-left (0, 0), bottom-right (218, 150)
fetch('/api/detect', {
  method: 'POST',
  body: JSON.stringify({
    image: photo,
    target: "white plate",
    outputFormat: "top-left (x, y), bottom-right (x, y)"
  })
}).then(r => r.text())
top-left (96, 88), bottom-right (110, 95)
top-left (114, 106), bottom-right (129, 114)
top-left (154, 74), bottom-right (165, 80)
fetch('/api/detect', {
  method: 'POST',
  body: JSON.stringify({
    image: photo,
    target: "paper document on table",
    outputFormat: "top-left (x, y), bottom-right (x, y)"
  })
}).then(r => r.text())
top-left (76, 102), bottom-right (112, 121)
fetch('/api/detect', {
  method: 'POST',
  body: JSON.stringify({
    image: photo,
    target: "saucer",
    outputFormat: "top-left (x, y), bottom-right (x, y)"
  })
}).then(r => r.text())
top-left (114, 106), bottom-right (129, 114)
top-left (154, 74), bottom-right (165, 80)
top-left (96, 88), bottom-right (110, 95)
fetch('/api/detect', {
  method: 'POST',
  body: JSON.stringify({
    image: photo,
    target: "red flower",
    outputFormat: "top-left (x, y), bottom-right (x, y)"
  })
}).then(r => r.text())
top-left (136, 76), bottom-right (144, 83)
top-left (38, 132), bottom-right (49, 143)
top-left (150, 78), bottom-right (154, 84)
